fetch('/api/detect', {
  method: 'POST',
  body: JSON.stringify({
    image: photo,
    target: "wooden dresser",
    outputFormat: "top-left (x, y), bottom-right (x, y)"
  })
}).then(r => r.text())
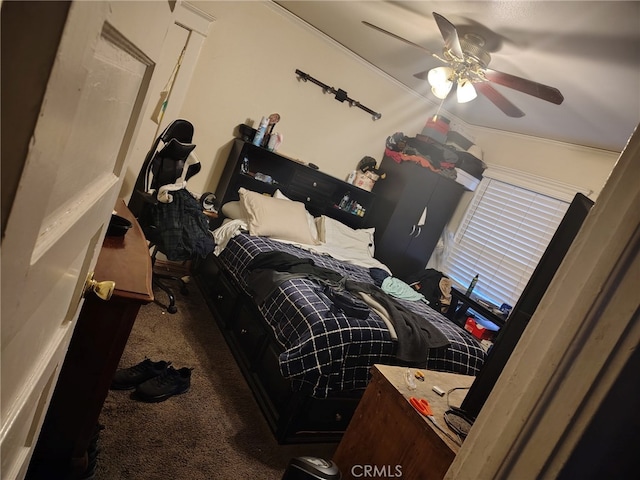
top-left (27, 199), bottom-right (153, 479)
top-left (333, 364), bottom-right (474, 480)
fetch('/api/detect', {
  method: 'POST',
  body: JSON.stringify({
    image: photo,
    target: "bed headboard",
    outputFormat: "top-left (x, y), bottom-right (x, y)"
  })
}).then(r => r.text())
top-left (215, 139), bottom-right (376, 229)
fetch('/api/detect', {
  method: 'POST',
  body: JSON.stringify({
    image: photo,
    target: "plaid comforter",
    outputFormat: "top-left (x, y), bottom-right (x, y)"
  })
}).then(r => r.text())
top-left (218, 233), bottom-right (486, 398)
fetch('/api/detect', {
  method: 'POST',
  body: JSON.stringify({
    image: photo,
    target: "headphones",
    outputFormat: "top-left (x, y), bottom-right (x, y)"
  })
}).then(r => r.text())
top-left (200, 192), bottom-right (217, 212)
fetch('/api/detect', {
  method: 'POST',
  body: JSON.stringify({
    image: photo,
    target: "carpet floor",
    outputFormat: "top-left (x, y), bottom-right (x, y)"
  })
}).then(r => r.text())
top-left (95, 275), bottom-right (336, 479)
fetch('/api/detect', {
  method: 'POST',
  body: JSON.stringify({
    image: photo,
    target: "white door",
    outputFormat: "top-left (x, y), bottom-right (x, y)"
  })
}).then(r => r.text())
top-left (1, 2), bottom-right (174, 478)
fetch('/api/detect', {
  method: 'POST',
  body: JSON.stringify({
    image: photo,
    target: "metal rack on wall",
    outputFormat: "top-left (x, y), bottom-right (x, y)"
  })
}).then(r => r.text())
top-left (295, 69), bottom-right (382, 121)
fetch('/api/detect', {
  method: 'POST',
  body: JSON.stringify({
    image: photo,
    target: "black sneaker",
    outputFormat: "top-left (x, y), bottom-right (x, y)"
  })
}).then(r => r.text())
top-left (111, 359), bottom-right (170, 390)
top-left (134, 366), bottom-right (192, 402)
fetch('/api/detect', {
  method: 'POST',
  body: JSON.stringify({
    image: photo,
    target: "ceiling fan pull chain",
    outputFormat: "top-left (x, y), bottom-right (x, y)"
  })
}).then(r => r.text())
top-left (434, 95), bottom-right (448, 118)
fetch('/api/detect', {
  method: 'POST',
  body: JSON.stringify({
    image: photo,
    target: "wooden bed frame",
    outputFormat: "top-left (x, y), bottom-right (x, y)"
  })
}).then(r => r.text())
top-left (193, 253), bottom-right (363, 444)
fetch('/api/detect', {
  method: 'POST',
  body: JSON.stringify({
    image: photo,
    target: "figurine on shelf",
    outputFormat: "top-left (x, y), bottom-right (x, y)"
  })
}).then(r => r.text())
top-left (263, 113), bottom-right (281, 148)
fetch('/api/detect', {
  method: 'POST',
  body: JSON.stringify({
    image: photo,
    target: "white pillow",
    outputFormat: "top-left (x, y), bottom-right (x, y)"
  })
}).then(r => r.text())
top-left (316, 215), bottom-right (375, 256)
top-left (238, 188), bottom-right (319, 245)
top-left (221, 201), bottom-right (246, 221)
top-left (272, 189), bottom-right (319, 243)
top-left (272, 189), bottom-right (291, 201)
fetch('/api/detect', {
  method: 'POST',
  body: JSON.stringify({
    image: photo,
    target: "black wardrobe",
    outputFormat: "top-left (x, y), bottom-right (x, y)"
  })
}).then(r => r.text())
top-left (371, 155), bottom-right (464, 279)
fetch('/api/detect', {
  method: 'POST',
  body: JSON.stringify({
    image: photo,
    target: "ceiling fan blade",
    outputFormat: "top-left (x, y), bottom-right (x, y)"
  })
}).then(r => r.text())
top-left (432, 12), bottom-right (464, 60)
top-left (484, 69), bottom-right (564, 105)
top-left (362, 21), bottom-right (436, 56)
top-left (475, 82), bottom-right (525, 118)
top-left (413, 70), bottom-right (430, 80)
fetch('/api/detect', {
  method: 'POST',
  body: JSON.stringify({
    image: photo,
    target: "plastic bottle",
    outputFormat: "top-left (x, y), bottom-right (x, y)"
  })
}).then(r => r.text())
top-left (465, 274), bottom-right (479, 296)
top-left (252, 116), bottom-right (269, 147)
top-left (404, 368), bottom-right (417, 391)
top-left (254, 173), bottom-right (272, 184)
top-left (267, 132), bottom-right (282, 151)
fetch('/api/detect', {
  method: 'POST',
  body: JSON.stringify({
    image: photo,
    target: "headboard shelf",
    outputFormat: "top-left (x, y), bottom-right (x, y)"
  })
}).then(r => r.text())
top-left (215, 139), bottom-right (375, 229)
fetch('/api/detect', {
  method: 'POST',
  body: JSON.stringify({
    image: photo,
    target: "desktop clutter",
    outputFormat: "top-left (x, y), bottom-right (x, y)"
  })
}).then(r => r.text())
top-left (110, 358), bottom-right (193, 403)
top-left (346, 156), bottom-right (386, 192)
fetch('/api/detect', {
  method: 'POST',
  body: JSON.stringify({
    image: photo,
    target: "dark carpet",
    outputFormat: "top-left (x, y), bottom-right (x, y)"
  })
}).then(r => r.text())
top-left (95, 275), bottom-right (336, 479)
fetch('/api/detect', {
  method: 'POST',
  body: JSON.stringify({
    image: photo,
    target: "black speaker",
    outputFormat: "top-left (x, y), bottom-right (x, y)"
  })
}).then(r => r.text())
top-left (281, 457), bottom-right (342, 480)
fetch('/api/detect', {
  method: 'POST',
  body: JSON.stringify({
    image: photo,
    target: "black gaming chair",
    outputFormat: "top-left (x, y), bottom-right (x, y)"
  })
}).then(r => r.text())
top-left (129, 119), bottom-right (213, 313)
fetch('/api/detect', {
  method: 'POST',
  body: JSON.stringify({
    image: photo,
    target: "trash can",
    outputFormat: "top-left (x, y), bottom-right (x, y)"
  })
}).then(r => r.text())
top-left (281, 456), bottom-right (342, 480)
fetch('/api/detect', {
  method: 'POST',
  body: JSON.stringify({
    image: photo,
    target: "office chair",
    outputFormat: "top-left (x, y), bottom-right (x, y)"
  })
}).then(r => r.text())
top-left (129, 119), bottom-right (214, 313)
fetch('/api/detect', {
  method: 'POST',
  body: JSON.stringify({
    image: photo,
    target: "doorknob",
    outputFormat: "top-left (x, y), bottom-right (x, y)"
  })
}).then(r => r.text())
top-left (84, 272), bottom-right (115, 301)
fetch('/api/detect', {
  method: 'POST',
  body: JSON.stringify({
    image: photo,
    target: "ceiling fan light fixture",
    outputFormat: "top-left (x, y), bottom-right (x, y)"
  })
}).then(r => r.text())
top-left (457, 80), bottom-right (477, 103)
top-left (427, 66), bottom-right (453, 87)
top-left (431, 83), bottom-right (453, 99)
top-left (427, 66), bottom-right (454, 99)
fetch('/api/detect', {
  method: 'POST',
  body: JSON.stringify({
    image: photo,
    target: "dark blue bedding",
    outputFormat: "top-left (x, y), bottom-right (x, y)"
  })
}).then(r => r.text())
top-left (218, 233), bottom-right (486, 398)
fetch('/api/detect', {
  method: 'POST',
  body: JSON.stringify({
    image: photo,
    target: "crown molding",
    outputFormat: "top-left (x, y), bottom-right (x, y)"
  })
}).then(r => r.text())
top-left (178, 1), bottom-right (215, 36)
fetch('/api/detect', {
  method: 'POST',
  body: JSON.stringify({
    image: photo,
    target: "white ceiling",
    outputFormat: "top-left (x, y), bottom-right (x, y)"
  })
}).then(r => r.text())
top-left (275, 1), bottom-right (640, 152)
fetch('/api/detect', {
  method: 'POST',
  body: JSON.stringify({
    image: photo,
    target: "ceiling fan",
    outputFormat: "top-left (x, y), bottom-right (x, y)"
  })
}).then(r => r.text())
top-left (363, 12), bottom-right (564, 117)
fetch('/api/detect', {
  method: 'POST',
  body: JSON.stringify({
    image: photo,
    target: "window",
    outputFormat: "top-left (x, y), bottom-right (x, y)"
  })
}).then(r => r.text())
top-left (442, 176), bottom-right (570, 308)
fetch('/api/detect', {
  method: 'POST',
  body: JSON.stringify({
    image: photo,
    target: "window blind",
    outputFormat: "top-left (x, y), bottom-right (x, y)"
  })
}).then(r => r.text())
top-left (443, 177), bottom-right (569, 308)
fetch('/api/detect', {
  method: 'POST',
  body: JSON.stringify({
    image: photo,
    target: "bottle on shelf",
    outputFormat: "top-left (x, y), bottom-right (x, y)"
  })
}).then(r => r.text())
top-left (339, 192), bottom-right (350, 210)
top-left (465, 274), bottom-right (479, 297)
top-left (267, 132), bottom-right (282, 152)
top-left (240, 156), bottom-right (249, 174)
top-left (254, 172), bottom-right (273, 184)
top-left (252, 116), bottom-right (269, 147)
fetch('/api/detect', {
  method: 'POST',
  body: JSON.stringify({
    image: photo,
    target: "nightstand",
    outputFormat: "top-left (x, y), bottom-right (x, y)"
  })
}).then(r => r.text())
top-left (333, 364), bottom-right (474, 480)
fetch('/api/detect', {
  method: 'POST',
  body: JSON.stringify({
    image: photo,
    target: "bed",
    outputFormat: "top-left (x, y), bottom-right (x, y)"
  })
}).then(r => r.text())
top-left (194, 188), bottom-right (486, 443)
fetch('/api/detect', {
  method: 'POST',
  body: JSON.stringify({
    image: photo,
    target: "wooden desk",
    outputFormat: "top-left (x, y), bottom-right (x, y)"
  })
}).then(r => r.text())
top-left (333, 365), bottom-right (474, 480)
top-left (28, 200), bottom-right (153, 479)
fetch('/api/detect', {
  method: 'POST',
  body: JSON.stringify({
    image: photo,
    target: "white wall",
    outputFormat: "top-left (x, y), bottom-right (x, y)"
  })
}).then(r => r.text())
top-left (168, 1), bottom-right (617, 205)
top-left (119, 2), bottom-right (214, 202)
top-left (179, 0), bottom-right (433, 196)
top-left (472, 126), bottom-right (618, 198)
